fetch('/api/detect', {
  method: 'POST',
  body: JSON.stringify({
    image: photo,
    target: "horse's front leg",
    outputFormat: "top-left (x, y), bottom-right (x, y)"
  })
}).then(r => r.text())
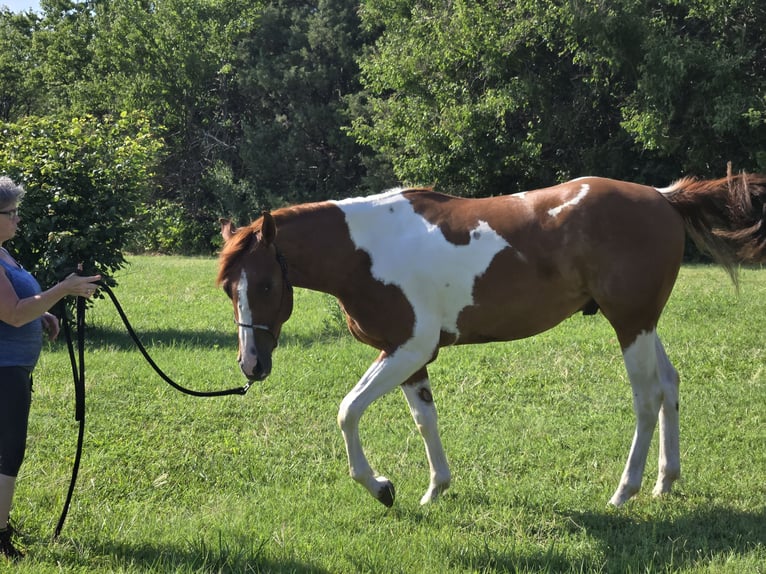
top-left (401, 369), bottom-right (451, 504)
top-left (337, 347), bottom-right (429, 507)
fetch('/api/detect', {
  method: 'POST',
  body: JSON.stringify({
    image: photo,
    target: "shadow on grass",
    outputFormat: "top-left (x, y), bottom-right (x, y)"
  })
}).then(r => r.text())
top-left (444, 543), bottom-right (576, 573)
top-left (51, 324), bottom-right (339, 352)
top-left (442, 505), bottom-right (765, 573)
top-left (52, 538), bottom-right (330, 574)
top-left (81, 325), bottom-right (235, 350)
top-left (565, 505), bottom-right (766, 570)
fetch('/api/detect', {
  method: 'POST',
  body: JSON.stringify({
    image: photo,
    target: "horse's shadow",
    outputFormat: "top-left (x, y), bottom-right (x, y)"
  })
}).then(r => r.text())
top-left (55, 324), bottom-right (340, 351)
top-left (567, 505), bottom-right (765, 570)
top-left (447, 504), bottom-right (766, 572)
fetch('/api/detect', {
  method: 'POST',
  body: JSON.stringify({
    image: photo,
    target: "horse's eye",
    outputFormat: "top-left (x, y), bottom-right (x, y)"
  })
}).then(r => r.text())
top-left (222, 280), bottom-right (233, 299)
top-left (259, 282), bottom-right (272, 294)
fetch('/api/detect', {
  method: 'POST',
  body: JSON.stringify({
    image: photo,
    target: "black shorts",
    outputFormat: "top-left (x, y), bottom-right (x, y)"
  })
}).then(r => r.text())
top-left (0, 367), bottom-right (32, 476)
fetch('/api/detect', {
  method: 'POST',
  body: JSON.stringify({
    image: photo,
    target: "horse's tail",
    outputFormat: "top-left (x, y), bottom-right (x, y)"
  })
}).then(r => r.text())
top-left (660, 163), bottom-right (766, 287)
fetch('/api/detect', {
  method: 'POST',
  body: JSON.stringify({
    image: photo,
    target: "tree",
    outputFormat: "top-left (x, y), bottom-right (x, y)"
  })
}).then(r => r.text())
top-left (11, 0), bottom-right (264, 252)
top-left (79, 0), bottom-right (254, 251)
top-left (353, 0), bottom-right (766, 196)
top-left (1, 0), bottom-right (388, 250)
top-left (352, 1), bottom-right (583, 195)
top-left (235, 0), bottom-right (381, 207)
top-left (0, 8), bottom-right (41, 120)
top-left (614, 0), bottom-right (766, 176)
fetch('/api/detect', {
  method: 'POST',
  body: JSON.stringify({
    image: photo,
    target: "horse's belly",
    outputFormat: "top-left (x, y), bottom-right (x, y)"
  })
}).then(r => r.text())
top-left (453, 296), bottom-right (589, 344)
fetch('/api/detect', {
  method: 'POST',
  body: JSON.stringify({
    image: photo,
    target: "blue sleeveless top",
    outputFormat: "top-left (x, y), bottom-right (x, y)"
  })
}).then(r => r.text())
top-left (0, 258), bottom-right (44, 369)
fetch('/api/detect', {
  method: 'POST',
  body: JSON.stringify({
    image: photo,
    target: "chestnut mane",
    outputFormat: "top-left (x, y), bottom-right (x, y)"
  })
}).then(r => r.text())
top-left (216, 221), bottom-right (260, 286)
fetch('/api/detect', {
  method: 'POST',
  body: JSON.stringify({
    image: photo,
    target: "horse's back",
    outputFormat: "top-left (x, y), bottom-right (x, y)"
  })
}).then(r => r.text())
top-left (400, 177), bottom-right (685, 272)
top-left (419, 178), bottom-right (687, 346)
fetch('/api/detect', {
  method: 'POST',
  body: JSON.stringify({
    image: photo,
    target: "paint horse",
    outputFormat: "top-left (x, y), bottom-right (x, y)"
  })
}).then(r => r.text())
top-left (218, 170), bottom-right (766, 508)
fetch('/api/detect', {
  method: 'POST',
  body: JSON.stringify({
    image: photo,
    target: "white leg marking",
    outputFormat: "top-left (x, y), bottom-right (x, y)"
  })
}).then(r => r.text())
top-left (337, 344), bottom-right (433, 504)
top-left (609, 329), bottom-right (663, 506)
top-left (401, 377), bottom-right (451, 504)
top-left (653, 336), bottom-right (681, 497)
top-left (548, 183), bottom-right (590, 217)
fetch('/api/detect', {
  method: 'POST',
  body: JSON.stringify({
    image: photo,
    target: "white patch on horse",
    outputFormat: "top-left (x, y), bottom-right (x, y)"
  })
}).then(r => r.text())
top-left (236, 269), bottom-right (257, 374)
top-left (333, 190), bottom-right (511, 340)
top-left (548, 183), bottom-right (590, 218)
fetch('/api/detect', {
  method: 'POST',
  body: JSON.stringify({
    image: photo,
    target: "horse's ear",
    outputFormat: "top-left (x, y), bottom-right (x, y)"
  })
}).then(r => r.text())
top-left (260, 211), bottom-right (276, 246)
top-left (220, 218), bottom-right (236, 241)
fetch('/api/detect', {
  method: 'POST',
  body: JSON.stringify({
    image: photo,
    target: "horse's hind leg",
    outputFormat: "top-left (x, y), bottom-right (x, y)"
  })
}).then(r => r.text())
top-left (401, 368), bottom-right (451, 504)
top-left (609, 329), bottom-right (681, 506)
top-left (609, 329), bottom-right (665, 506)
top-left (652, 336), bottom-right (680, 497)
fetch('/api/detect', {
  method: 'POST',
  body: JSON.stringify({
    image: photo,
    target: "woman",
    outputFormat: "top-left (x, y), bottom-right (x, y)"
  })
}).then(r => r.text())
top-left (0, 177), bottom-right (101, 559)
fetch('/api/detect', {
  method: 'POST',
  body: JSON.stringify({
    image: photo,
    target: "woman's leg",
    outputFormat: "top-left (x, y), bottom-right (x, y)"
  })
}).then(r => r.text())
top-left (0, 367), bottom-right (32, 529)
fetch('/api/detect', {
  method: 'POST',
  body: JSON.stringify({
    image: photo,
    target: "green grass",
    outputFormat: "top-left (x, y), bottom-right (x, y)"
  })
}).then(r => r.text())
top-left (4, 257), bottom-right (765, 573)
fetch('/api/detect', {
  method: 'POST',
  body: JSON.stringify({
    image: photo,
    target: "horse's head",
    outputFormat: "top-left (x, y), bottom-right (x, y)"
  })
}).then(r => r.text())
top-left (218, 213), bottom-right (293, 381)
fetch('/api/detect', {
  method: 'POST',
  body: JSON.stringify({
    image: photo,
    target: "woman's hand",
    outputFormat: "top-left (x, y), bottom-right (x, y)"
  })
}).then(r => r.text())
top-left (41, 311), bottom-right (60, 341)
top-left (60, 272), bottom-right (102, 298)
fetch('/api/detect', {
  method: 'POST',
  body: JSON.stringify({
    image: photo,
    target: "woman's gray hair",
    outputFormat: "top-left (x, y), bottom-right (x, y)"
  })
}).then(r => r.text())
top-left (0, 176), bottom-right (24, 209)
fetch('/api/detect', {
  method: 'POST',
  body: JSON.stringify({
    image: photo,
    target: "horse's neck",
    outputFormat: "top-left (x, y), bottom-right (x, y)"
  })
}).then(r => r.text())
top-left (275, 203), bottom-right (351, 296)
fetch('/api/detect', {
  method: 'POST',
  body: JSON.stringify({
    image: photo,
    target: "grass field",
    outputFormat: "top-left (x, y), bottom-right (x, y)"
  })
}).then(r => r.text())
top-left (4, 256), bottom-right (765, 573)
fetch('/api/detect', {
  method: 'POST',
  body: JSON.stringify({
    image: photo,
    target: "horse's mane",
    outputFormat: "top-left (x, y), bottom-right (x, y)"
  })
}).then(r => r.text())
top-left (216, 220), bottom-right (261, 286)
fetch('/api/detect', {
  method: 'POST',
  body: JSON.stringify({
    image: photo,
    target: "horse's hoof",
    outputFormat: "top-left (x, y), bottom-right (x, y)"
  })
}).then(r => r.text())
top-left (420, 481), bottom-right (449, 505)
top-left (377, 480), bottom-right (396, 507)
top-left (608, 483), bottom-right (639, 507)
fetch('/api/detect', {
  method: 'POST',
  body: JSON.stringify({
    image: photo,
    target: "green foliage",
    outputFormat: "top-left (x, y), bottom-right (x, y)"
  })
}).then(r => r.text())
top-left (0, 112), bottom-right (163, 289)
top-left (126, 200), bottom-right (206, 256)
top-left (0, 8), bottom-right (40, 120)
top-left (552, 0), bottom-right (766, 177)
top-left (202, 160), bottom-right (282, 226)
top-left (354, 0), bottom-right (766, 193)
top-left (79, 0), bottom-right (256, 249)
top-left (3, 1), bottom-right (766, 253)
top-left (353, 1), bottom-right (625, 194)
top-left (236, 0), bottom-right (384, 203)
top-left (3, 0), bottom-right (267, 252)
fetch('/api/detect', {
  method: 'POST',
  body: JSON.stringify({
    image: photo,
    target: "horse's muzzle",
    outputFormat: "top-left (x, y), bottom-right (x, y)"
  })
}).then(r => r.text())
top-left (239, 336), bottom-right (274, 381)
top-left (240, 358), bottom-right (271, 381)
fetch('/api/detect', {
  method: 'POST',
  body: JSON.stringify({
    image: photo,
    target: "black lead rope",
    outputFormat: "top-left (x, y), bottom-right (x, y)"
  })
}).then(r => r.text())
top-left (95, 281), bottom-right (251, 398)
top-left (54, 295), bottom-right (85, 539)
top-left (54, 280), bottom-right (250, 538)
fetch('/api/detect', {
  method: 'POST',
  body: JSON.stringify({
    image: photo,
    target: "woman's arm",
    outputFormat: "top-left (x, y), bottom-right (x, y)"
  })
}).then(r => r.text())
top-left (0, 271), bottom-right (101, 327)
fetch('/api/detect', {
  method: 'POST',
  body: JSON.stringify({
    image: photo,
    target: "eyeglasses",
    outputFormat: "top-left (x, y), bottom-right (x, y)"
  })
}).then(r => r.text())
top-left (0, 209), bottom-right (19, 218)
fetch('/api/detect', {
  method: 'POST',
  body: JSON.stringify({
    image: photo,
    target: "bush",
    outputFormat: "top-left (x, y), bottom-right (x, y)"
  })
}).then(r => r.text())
top-left (126, 199), bottom-right (215, 255)
top-left (0, 112), bottom-right (163, 290)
